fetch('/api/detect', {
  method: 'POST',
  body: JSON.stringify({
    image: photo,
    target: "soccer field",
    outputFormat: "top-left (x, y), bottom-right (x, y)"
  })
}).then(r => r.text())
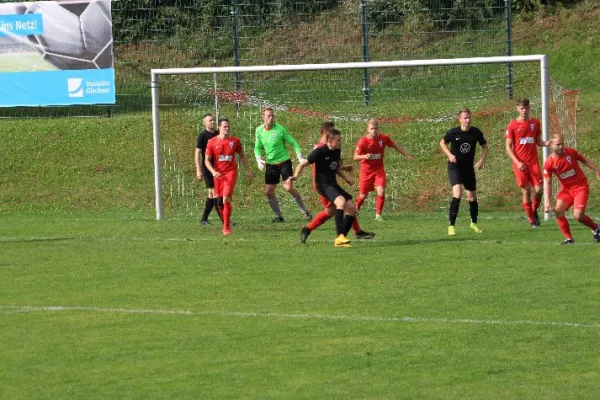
top-left (1, 211), bottom-right (598, 398)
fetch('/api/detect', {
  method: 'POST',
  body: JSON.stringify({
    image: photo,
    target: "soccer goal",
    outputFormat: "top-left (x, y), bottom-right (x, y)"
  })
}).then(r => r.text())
top-left (150, 55), bottom-right (573, 221)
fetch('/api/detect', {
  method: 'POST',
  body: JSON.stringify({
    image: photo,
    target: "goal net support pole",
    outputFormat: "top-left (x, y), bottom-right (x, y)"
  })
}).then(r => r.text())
top-left (151, 55), bottom-right (549, 221)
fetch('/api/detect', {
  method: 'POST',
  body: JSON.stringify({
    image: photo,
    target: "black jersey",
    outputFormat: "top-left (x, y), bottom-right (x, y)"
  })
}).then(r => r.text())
top-left (307, 145), bottom-right (341, 186)
top-left (196, 130), bottom-right (218, 172)
top-left (443, 126), bottom-right (487, 167)
top-left (196, 129), bottom-right (218, 162)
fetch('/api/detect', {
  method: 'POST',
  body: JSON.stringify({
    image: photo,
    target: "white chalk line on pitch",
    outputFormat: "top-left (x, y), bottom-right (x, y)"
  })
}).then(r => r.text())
top-left (1, 235), bottom-right (597, 246)
top-left (1, 305), bottom-right (599, 329)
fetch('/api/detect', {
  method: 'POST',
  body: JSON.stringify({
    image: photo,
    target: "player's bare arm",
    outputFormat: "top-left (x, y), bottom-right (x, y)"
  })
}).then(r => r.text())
top-left (291, 159), bottom-right (309, 181)
top-left (238, 152), bottom-right (254, 181)
top-left (505, 138), bottom-right (524, 170)
top-left (536, 136), bottom-right (550, 147)
top-left (543, 177), bottom-right (553, 213)
top-left (581, 155), bottom-right (600, 180)
top-left (336, 166), bottom-right (354, 186)
top-left (476, 143), bottom-right (489, 170)
top-left (392, 142), bottom-right (414, 160)
top-left (339, 158), bottom-right (353, 172)
top-left (204, 155), bottom-right (221, 178)
top-left (439, 139), bottom-right (456, 163)
top-left (195, 148), bottom-right (204, 180)
top-left (353, 151), bottom-right (372, 161)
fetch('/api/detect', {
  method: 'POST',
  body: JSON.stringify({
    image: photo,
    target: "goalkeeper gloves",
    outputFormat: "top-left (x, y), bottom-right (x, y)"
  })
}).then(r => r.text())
top-left (256, 157), bottom-right (266, 171)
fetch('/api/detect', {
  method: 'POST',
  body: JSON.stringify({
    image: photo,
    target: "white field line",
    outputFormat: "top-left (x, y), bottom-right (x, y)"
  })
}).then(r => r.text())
top-left (0, 236), bottom-right (597, 247)
top-left (1, 305), bottom-right (599, 329)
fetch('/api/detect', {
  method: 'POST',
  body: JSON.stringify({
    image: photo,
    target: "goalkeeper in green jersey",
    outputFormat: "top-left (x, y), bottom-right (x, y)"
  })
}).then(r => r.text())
top-left (254, 107), bottom-right (312, 222)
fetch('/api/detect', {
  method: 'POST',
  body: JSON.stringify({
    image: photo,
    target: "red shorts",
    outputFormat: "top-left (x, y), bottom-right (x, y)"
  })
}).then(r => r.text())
top-left (359, 168), bottom-right (386, 194)
top-left (557, 185), bottom-right (589, 211)
top-left (512, 162), bottom-right (543, 188)
top-left (214, 171), bottom-right (237, 198)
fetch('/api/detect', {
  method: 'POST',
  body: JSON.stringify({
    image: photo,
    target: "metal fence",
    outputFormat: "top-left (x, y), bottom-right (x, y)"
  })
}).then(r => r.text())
top-left (0, 0), bottom-right (512, 117)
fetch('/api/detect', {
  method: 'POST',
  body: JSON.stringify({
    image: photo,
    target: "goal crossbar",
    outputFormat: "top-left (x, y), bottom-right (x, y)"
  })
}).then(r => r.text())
top-left (151, 55), bottom-right (550, 220)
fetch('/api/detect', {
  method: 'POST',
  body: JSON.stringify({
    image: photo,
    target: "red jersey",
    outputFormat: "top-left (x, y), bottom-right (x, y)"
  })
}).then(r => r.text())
top-left (505, 118), bottom-right (541, 164)
top-left (543, 147), bottom-right (588, 189)
top-left (355, 134), bottom-right (395, 171)
top-left (205, 135), bottom-right (243, 174)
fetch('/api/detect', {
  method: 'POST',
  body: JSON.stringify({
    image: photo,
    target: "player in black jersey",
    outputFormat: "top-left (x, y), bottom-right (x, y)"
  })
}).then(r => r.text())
top-left (292, 129), bottom-right (357, 247)
top-left (439, 108), bottom-right (488, 235)
top-left (195, 113), bottom-right (223, 225)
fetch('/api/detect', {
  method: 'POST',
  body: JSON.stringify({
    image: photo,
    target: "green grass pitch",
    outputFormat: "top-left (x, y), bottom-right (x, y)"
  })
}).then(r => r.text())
top-left (1, 211), bottom-right (598, 398)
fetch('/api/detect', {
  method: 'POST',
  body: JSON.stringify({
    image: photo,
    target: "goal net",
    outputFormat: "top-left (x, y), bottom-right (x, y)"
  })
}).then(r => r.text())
top-left (151, 56), bottom-right (578, 221)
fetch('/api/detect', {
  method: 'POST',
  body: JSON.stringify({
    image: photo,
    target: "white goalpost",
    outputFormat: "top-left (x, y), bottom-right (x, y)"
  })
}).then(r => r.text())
top-left (150, 55), bottom-right (551, 221)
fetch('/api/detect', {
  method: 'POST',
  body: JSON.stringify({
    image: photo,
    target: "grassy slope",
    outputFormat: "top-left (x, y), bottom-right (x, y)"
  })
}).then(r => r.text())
top-left (510, 2), bottom-right (600, 201)
top-left (0, 114), bottom-right (154, 212)
top-left (511, 2), bottom-right (600, 152)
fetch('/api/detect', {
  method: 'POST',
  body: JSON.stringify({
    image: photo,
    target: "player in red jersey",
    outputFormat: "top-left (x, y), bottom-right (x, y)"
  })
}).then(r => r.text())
top-left (505, 98), bottom-right (550, 227)
top-left (298, 121), bottom-right (375, 244)
top-left (543, 134), bottom-right (600, 244)
top-left (204, 118), bottom-right (253, 236)
top-left (354, 118), bottom-right (413, 221)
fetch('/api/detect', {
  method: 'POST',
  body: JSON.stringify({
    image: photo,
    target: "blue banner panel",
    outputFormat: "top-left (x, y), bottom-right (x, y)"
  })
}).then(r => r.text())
top-left (0, 14), bottom-right (44, 37)
top-left (0, 0), bottom-right (115, 106)
top-left (0, 68), bottom-right (115, 106)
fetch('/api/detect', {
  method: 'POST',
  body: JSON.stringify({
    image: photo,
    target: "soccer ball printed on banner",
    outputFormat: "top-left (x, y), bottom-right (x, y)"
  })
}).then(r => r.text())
top-left (2, 0), bottom-right (112, 70)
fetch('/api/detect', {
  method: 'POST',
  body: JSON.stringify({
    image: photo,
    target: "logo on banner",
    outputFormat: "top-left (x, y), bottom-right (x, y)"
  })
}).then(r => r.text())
top-left (67, 78), bottom-right (84, 98)
top-left (67, 77), bottom-right (113, 98)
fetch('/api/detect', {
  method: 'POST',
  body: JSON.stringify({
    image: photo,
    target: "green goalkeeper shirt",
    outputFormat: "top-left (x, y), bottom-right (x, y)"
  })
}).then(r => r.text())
top-left (254, 123), bottom-right (303, 164)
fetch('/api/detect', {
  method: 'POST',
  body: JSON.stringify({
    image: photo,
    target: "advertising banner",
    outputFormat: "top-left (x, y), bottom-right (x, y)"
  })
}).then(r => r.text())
top-left (0, 0), bottom-right (115, 106)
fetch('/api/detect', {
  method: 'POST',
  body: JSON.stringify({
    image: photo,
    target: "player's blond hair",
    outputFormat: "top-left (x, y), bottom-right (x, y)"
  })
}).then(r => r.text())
top-left (457, 108), bottom-right (471, 118)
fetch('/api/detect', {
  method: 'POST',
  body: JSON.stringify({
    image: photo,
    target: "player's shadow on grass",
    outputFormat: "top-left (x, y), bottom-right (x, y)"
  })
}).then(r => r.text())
top-left (376, 237), bottom-right (485, 246)
top-left (253, 224), bottom-right (306, 232)
top-left (0, 237), bottom-right (78, 244)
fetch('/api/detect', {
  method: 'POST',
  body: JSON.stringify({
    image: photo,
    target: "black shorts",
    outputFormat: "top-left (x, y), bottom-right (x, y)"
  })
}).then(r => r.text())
top-left (448, 164), bottom-right (476, 191)
top-left (317, 182), bottom-right (353, 203)
top-left (201, 166), bottom-right (215, 189)
top-left (265, 159), bottom-right (293, 185)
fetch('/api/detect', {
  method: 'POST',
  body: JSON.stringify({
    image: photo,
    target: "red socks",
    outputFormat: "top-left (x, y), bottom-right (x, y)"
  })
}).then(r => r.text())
top-left (523, 202), bottom-right (534, 223)
top-left (376, 195), bottom-right (385, 215)
top-left (355, 196), bottom-right (365, 211)
top-left (579, 215), bottom-right (599, 230)
top-left (223, 202), bottom-right (231, 229)
top-left (307, 210), bottom-right (331, 231)
top-left (556, 216), bottom-right (572, 240)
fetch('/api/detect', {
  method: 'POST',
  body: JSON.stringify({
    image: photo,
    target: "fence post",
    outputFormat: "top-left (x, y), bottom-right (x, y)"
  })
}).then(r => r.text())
top-left (360, 0), bottom-right (370, 106)
top-left (231, 0), bottom-right (242, 101)
top-left (505, 0), bottom-right (514, 100)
